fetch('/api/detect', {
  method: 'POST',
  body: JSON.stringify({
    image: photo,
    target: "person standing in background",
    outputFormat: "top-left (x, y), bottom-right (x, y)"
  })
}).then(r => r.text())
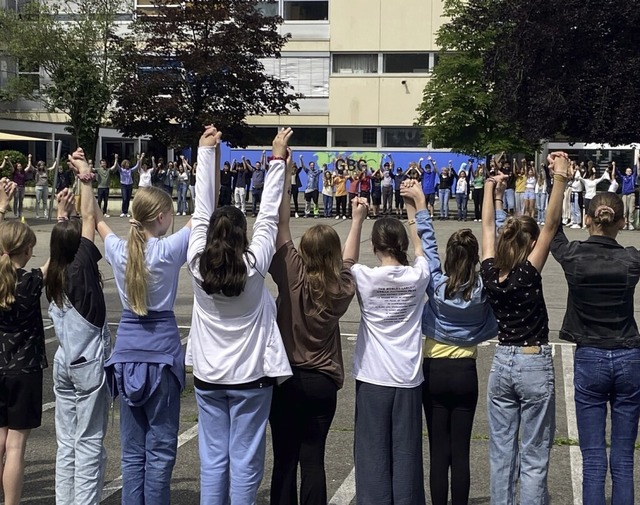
top-left (34, 159), bottom-right (56, 219)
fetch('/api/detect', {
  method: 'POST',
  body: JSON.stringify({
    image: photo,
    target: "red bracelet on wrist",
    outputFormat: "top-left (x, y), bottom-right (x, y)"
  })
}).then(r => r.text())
top-left (269, 156), bottom-right (286, 161)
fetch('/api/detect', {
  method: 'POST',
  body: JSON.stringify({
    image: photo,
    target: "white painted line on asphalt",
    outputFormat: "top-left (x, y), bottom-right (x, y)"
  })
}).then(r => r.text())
top-left (45, 336), bottom-right (56, 344)
top-left (100, 424), bottom-right (200, 502)
top-left (329, 466), bottom-right (356, 505)
top-left (561, 345), bottom-right (582, 505)
top-left (43, 402), bottom-right (55, 412)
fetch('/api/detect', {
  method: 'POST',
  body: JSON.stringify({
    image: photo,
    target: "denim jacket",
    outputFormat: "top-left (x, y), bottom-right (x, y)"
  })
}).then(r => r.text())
top-left (418, 209), bottom-right (498, 346)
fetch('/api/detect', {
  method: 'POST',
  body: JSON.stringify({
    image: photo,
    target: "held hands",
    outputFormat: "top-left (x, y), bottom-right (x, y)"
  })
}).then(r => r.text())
top-left (272, 127), bottom-right (293, 159)
top-left (199, 125), bottom-right (222, 148)
top-left (0, 178), bottom-right (17, 207)
top-left (400, 179), bottom-right (427, 209)
top-left (351, 197), bottom-right (369, 222)
top-left (56, 188), bottom-right (76, 218)
top-left (68, 148), bottom-right (91, 175)
top-left (547, 151), bottom-right (570, 178)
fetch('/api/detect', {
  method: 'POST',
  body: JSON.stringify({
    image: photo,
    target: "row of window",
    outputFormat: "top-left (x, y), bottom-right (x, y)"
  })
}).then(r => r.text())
top-left (333, 53), bottom-right (436, 75)
top-left (256, 0), bottom-right (329, 21)
top-left (249, 127), bottom-right (424, 148)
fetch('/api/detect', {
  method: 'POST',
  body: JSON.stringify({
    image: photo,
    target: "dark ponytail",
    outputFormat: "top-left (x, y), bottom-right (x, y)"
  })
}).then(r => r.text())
top-left (371, 217), bottom-right (410, 266)
top-left (199, 206), bottom-right (250, 297)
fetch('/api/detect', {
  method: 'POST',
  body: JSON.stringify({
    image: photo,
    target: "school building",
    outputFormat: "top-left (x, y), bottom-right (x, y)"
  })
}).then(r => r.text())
top-left (0, 0), bottom-right (635, 169)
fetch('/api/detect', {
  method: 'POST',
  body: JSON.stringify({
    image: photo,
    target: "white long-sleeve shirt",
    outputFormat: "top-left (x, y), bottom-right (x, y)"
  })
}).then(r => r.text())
top-left (579, 172), bottom-right (609, 200)
top-left (186, 147), bottom-right (292, 384)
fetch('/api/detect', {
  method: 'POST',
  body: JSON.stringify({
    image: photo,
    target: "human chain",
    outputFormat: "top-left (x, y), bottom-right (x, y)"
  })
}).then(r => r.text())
top-left (0, 133), bottom-right (636, 505)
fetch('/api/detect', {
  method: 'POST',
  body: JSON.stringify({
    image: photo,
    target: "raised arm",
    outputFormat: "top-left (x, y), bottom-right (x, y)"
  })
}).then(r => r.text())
top-left (275, 149), bottom-right (294, 250)
top-left (110, 154), bottom-right (120, 172)
top-left (260, 150), bottom-right (267, 168)
top-left (187, 126), bottom-right (223, 267)
top-left (527, 152), bottom-right (570, 271)
top-left (402, 180), bottom-right (426, 258)
top-left (481, 173), bottom-right (508, 260)
top-left (67, 148), bottom-right (97, 241)
top-left (130, 153), bottom-right (143, 172)
top-left (343, 197), bottom-right (368, 263)
top-left (26, 154), bottom-right (34, 172)
top-left (248, 129), bottom-right (292, 273)
top-left (388, 154), bottom-right (395, 170)
top-left (299, 154), bottom-right (307, 173)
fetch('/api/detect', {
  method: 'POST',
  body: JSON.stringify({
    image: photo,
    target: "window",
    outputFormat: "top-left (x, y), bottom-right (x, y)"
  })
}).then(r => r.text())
top-left (383, 53), bottom-right (430, 73)
top-left (332, 54), bottom-right (378, 74)
top-left (332, 128), bottom-right (377, 148)
top-left (246, 127), bottom-right (279, 146)
top-left (288, 128), bottom-right (327, 147)
top-left (18, 61), bottom-right (39, 93)
top-left (261, 57), bottom-right (329, 98)
top-left (284, 0), bottom-right (328, 21)
top-left (255, 0), bottom-right (279, 17)
top-left (382, 128), bottom-right (423, 148)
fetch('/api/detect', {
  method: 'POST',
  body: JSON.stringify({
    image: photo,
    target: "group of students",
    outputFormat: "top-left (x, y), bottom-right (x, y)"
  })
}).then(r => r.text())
top-left (0, 126), bottom-right (637, 505)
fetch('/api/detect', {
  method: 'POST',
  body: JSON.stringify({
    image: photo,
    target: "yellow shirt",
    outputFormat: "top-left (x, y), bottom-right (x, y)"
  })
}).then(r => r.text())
top-left (423, 336), bottom-right (477, 359)
top-left (334, 175), bottom-right (347, 197)
top-left (515, 174), bottom-right (526, 193)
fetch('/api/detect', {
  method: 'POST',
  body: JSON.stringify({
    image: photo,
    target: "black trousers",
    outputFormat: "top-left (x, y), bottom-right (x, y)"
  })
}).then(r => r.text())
top-left (291, 185), bottom-right (300, 214)
top-left (336, 195), bottom-right (347, 217)
top-left (269, 368), bottom-right (338, 505)
top-left (423, 358), bottom-right (478, 505)
top-left (97, 187), bottom-right (109, 214)
top-left (473, 187), bottom-right (484, 220)
top-left (219, 185), bottom-right (232, 206)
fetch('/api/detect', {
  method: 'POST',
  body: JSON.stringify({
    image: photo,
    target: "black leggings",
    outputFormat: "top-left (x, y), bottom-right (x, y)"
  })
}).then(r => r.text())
top-left (336, 195), bottom-right (347, 217)
top-left (270, 367), bottom-right (338, 505)
top-left (473, 187), bottom-right (484, 220)
top-left (291, 185), bottom-right (300, 214)
top-left (423, 357), bottom-right (478, 505)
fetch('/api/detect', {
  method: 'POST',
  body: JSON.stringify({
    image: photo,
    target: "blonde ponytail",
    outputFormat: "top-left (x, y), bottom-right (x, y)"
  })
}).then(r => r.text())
top-left (125, 223), bottom-right (149, 316)
top-left (0, 222), bottom-right (36, 310)
top-left (123, 187), bottom-right (173, 316)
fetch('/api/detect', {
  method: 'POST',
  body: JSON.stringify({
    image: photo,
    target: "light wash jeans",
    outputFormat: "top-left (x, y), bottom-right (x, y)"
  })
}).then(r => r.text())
top-left (196, 386), bottom-right (272, 505)
top-left (488, 345), bottom-right (555, 505)
top-left (50, 302), bottom-right (110, 505)
top-left (571, 192), bottom-right (582, 225)
top-left (35, 185), bottom-right (48, 217)
top-left (120, 367), bottom-right (181, 505)
top-left (455, 193), bottom-right (468, 220)
top-left (536, 192), bottom-right (547, 223)
top-left (503, 188), bottom-right (516, 213)
top-left (574, 347), bottom-right (640, 505)
top-left (177, 183), bottom-right (188, 214)
top-left (234, 187), bottom-right (246, 214)
top-left (438, 189), bottom-right (450, 218)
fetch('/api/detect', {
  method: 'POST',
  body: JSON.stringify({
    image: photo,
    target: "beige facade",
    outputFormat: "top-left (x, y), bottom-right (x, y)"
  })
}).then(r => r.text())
top-left (0, 0), bottom-right (445, 151)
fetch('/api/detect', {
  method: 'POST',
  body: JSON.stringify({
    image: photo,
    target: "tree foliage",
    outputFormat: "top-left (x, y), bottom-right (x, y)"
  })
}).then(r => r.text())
top-left (111, 0), bottom-right (298, 149)
top-left (417, 0), bottom-right (640, 154)
top-left (0, 0), bottom-right (126, 160)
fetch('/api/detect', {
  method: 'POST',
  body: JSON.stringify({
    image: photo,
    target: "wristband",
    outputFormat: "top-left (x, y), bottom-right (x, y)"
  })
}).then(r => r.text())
top-left (407, 219), bottom-right (416, 226)
top-left (494, 199), bottom-right (503, 203)
top-left (269, 156), bottom-right (286, 162)
top-left (57, 216), bottom-right (69, 221)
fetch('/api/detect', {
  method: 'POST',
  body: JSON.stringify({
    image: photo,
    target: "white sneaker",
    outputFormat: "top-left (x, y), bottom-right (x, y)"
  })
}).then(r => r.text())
top-left (540, 222), bottom-right (544, 225)
top-left (120, 213), bottom-right (126, 218)
top-left (104, 214), bottom-right (110, 218)
top-left (366, 216), bottom-right (371, 220)
top-left (295, 213), bottom-right (299, 218)
top-left (342, 216), bottom-right (346, 220)
top-left (335, 215), bottom-right (340, 220)
top-left (630, 224), bottom-right (635, 230)
top-left (570, 224), bottom-right (581, 229)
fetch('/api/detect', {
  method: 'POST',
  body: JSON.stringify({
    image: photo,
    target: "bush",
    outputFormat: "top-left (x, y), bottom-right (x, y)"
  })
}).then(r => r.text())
top-left (0, 150), bottom-right (28, 180)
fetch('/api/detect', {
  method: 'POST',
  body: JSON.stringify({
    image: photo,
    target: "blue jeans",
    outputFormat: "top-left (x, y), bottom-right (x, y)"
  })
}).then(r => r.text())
top-left (177, 183), bottom-right (187, 214)
top-left (252, 187), bottom-right (263, 215)
top-left (323, 194), bottom-right (333, 217)
top-left (504, 188), bottom-right (516, 213)
top-left (536, 192), bottom-right (547, 223)
top-left (121, 184), bottom-right (133, 215)
top-left (571, 192), bottom-right (582, 225)
top-left (488, 345), bottom-right (555, 505)
top-left (455, 193), bottom-right (468, 220)
top-left (438, 189), bottom-right (450, 218)
top-left (120, 367), bottom-right (180, 505)
top-left (196, 386), bottom-right (273, 505)
top-left (574, 347), bottom-right (640, 505)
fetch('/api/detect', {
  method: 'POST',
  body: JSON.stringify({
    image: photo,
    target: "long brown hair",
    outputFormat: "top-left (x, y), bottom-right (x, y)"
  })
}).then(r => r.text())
top-left (125, 187), bottom-right (173, 315)
top-left (199, 205), bottom-right (252, 297)
top-left (45, 219), bottom-right (82, 307)
top-left (0, 221), bottom-right (36, 310)
top-left (371, 218), bottom-right (409, 266)
top-left (494, 216), bottom-right (539, 274)
top-left (299, 225), bottom-right (343, 315)
top-left (444, 229), bottom-right (479, 300)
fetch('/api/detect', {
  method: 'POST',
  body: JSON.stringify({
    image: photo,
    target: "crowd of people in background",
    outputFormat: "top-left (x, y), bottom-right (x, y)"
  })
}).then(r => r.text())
top-left (0, 130), bottom-right (638, 505)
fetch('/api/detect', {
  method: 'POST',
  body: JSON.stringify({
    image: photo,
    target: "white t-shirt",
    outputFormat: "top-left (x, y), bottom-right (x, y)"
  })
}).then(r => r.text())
top-left (351, 256), bottom-right (430, 387)
top-left (138, 168), bottom-right (153, 188)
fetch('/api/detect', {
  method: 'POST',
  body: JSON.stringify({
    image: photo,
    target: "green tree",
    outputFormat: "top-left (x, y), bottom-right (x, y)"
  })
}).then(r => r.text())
top-left (0, 0), bottom-right (126, 159)
top-left (111, 0), bottom-right (298, 150)
top-left (417, 0), bottom-right (640, 151)
top-left (416, 0), bottom-right (533, 156)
